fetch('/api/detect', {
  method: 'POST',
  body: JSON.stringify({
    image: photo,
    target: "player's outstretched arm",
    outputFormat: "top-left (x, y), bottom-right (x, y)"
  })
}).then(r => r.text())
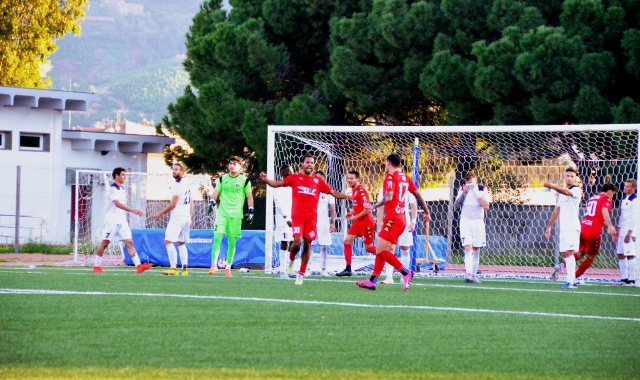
top-left (260, 172), bottom-right (284, 188)
top-left (330, 190), bottom-right (349, 200)
top-left (154, 195), bottom-right (179, 220)
top-left (543, 182), bottom-right (574, 197)
top-left (411, 189), bottom-right (431, 222)
top-left (544, 206), bottom-right (560, 240)
top-left (113, 200), bottom-right (143, 216)
top-left (366, 190), bottom-right (393, 210)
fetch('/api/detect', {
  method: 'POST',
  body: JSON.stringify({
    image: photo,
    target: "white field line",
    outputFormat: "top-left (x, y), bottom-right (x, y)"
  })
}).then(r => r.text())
top-left (1, 268), bottom-right (638, 298)
top-left (1, 288), bottom-right (639, 323)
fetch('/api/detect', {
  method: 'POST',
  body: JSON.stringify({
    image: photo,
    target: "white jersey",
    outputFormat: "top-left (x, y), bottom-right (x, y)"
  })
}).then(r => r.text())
top-left (170, 177), bottom-right (191, 218)
top-left (104, 183), bottom-right (127, 224)
top-left (618, 193), bottom-right (638, 236)
top-left (274, 186), bottom-right (292, 227)
top-left (317, 193), bottom-right (335, 228)
top-left (557, 185), bottom-right (582, 231)
top-left (455, 184), bottom-right (491, 220)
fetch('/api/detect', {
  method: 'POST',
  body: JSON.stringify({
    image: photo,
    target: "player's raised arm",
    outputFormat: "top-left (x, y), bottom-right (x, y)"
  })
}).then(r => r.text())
top-left (260, 172), bottom-right (285, 188)
top-left (543, 182), bottom-right (574, 197)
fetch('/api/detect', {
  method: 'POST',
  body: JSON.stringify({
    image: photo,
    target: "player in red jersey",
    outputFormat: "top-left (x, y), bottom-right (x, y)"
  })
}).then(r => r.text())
top-left (336, 170), bottom-right (377, 277)
top-left (359, 153), bottom-right (431, 291)
top-left (260, 154), bottom-right (349, 285)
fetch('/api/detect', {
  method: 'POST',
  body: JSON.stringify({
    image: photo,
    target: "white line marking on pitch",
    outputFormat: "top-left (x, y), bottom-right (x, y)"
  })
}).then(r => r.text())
top-left (1, 288), bottom-right (638, 323)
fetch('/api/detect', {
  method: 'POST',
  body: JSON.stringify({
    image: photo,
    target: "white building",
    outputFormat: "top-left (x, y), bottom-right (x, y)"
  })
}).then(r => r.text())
top-left (0, 86), bottom-right (174, 245)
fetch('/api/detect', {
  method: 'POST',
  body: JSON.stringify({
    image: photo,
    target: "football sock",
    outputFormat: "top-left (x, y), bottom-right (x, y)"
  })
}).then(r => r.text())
top-left (212, 233), bottom-right (223, 264)
top-left (575, 256), bottom-right (593, 278)
top-left (226, 237), bottom-right (237, 269)
top-left (372, 254), bottom-right (385, 276)
top-left (94, 255), bottom-right (102, 267)
top-left (321, 246), bottom-right (327, 270)
top-left (619, 257), bottom-right (628, 280)
top-left (378, 250), bottom-right (404, 272)
top-left (344, 244), bottom-right (353, 265)
top-left (628, 258), bottom-right (636, 281)
top-left (564, 255), bottom-right (576, 284)
top-left (365, 246), bottom-right (377, 254)
top-left (369, 275), bottom-right (380, 284)
top-left (280, 249), bottom-right (289, 272)
top-left (131, 253), bottom-right (141, 267)
top-left (472, 251), bottom-right (480, 275)
top-left (165, 244), bottom-right (178, 268)
top-left (400, 248), bottom-right (410, 269)
top-left (345, 264), bottom-right (352, 271)
top-left (384, 263), bottom-right (393, 279)
top-left (299, 262), bottom-right (307, 276)
top-left (464, 250), bottom-right (473, 275)
top-left (178, 245), bottom-right (188, 269)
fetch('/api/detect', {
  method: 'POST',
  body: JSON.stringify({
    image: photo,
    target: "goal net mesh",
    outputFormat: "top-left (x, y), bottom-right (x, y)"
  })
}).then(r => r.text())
top-left (267, 127), bottom-right (638, 279)
top-left (74, 170), bottom-right (213, 265)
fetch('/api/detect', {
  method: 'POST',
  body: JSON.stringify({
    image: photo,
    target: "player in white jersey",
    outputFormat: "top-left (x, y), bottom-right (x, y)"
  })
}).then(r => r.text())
top-left (93, 167), bottom-right (152, 274)
top-left (153, 162), bottom-right (193, 276)
top-left (545, 167), bottom-right (582, 289)
top-left (274, 164), bottom-right (294, 279)
top-left (616, 179), bottom-right (637, 286)
top-left (311, 170), bottom-right (336, 276)
top-left (378, 189), bottom-right (417, 284)
top-left (454, 171), bottom-right (491, 283)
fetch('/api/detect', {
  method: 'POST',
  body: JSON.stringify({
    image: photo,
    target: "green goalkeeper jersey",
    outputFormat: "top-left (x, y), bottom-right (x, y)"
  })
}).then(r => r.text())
top-left (215, 174), bottom-right (252, 219)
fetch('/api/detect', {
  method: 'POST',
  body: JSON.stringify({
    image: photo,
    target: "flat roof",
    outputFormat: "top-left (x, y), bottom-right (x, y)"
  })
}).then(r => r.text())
top-left (0, 86), bottom-right (100, 111)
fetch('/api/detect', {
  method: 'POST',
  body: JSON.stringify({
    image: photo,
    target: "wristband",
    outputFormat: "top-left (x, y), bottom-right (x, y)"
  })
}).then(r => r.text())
top-left (411, 219), bottom-right (417, 224)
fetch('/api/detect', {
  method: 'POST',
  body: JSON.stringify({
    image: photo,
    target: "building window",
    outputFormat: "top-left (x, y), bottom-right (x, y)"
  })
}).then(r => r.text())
top-left (0, 132), bottom-right (4, 149)
top-left (20, 133), bottom-right (49, 151)
top-left (0, 131), bottom-right (12, 150)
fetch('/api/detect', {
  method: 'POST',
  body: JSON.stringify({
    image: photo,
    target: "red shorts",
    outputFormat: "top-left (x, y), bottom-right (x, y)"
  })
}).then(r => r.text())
top-left (347, 217), bottom-right (375, 245)
top-left (377, 215), bottom-right (406, 245)
top-left (291, 214), bottom-right (317, 241)
top-left (579, 233), bottom-right (601, 256)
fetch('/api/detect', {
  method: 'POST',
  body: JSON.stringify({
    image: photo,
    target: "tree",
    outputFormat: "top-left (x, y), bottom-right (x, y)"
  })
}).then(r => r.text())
top-left (0, 0), bottom-right (88, 88)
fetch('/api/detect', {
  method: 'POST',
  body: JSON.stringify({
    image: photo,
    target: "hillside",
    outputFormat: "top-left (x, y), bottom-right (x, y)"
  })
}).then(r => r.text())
top-left (49, 0), bottom-right (230, 126)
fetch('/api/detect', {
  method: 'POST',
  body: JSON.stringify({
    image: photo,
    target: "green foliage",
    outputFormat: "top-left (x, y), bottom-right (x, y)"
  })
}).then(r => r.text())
top-left (0, 241), bottom-right (73, 255)
top-left (0, 0), bottom-right (88, 88)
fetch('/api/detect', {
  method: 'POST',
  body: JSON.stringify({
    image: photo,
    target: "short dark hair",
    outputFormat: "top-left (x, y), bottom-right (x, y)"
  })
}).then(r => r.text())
top-left (565, 167), bottom-right (577, 174)
top-left (112, 167), bottom-right (126, 179)
top-left (315, 170), bottom-right (325, 177)
top-left (348, 170), bottom-right (360, 178)
top-left (387, 153), bottom-right (401, 167)
top-left (279, 164), bottom-right (292, 177)
top-left (464, 171), bottom-right (476, 181)
top-left (229, 156), bottom-right (243, 165)
top-left (303, 154), bottom-right (314, 162)
top-left (601, 183), bottom-right (618, 193)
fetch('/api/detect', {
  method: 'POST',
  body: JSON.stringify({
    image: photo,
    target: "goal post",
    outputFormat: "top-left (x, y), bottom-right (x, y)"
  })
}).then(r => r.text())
top-left (266, 124), bottom-right (640, 281)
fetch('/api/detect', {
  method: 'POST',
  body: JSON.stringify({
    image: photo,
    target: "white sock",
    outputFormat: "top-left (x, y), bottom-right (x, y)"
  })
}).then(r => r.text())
top-left (321, 247), bottom-right (328, 270)
top-left (619, 258), bottom-right (628, 280)
top-left (94, 255), bottom-right (102, 267)
top-left (564, 255), bottom-right (576, 284)
top-left (472, 251), bottom-right (480, 275)
top-left (384, 263), bottom-right (394, 279)
top-left (464, 250), bottom-right (473, 275)
top-left (628, 258), bottom-right (636, 281)
top-left (178, 245), bottom-right (188, 269)
top-left (280, 249), bottom-right (289, 273)
top-left (400, 248), bottom-right (410, 269)
top-left (131, 253), bottom-right (141, 267)
top-left (165, 244), bottom-right (178, 268)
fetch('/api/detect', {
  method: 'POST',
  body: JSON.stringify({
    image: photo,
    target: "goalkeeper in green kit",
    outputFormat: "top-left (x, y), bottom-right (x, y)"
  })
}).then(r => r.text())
top-left (208, 156), bottom-right (255, 277)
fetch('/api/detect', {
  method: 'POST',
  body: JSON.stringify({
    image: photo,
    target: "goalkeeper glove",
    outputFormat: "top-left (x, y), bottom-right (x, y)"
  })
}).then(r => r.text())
top-left (244, 207), bottom-right (254, 224)
top-left (207, 199), bottom-right (217, 214)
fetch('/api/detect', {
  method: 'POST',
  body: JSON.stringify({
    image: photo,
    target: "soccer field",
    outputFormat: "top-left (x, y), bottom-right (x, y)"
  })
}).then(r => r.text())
top-left (1, 267), bottom-right (639, 379)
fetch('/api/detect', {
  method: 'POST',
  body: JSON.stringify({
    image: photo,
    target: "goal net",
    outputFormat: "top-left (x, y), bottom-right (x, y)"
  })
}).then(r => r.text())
top-left (73, 170), bottom-right (213, 265)
top-left (265, 125), bottom-right (640, 280)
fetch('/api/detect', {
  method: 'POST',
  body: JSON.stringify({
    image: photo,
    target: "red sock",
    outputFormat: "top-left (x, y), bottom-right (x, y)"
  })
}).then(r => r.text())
top-left (344, 244), bottom-right (352, 265)
top-left (365, 246), bottom-right (376, 254)
top-left (299, 262), bottom-right (307, 276)
top-left (575, 257), bottom-right (594, 278)
top-left (372, 255), bottom-right (385, 276)
top-left (378, 250), bottom-right (404, 272)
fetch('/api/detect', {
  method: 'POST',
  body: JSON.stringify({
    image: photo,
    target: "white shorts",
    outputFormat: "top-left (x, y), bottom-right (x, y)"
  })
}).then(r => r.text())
top-left (398, 225), bottom-right (415, 247)
top-left (314, 228), bottom-right (332, 246)
top-left (165, 216), bottom-right (190, 243)
top-left (459, 219), bottom-right (486, 248)
top-left (101, 223), bottom-right (131, 242)
top-left (275, 224), bottom-right (293, 242)
top-left (559, 230), bottom-right (579, 252)
top-left (616, 230), bottom-right (637, 256)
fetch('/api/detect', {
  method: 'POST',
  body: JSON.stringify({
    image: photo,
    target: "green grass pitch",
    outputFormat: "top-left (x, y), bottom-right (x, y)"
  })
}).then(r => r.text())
top-left (0, 267), bottom-right (639, 379)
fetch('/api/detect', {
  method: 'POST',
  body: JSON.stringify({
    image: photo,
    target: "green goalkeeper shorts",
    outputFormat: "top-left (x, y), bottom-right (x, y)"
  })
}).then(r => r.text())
top-left (214, 215), bottom-right (243, 238)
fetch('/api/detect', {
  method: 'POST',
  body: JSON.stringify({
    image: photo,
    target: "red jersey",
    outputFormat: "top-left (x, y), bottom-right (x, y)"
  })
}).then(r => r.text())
top-left (382, 171), bottom-right (418, 218)
top-left (351, 185), bottom-right (371, 215)
top-left (581, 193), bottom-right (613, 237)
top-left (282, 173), bottom-right (332, 219)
